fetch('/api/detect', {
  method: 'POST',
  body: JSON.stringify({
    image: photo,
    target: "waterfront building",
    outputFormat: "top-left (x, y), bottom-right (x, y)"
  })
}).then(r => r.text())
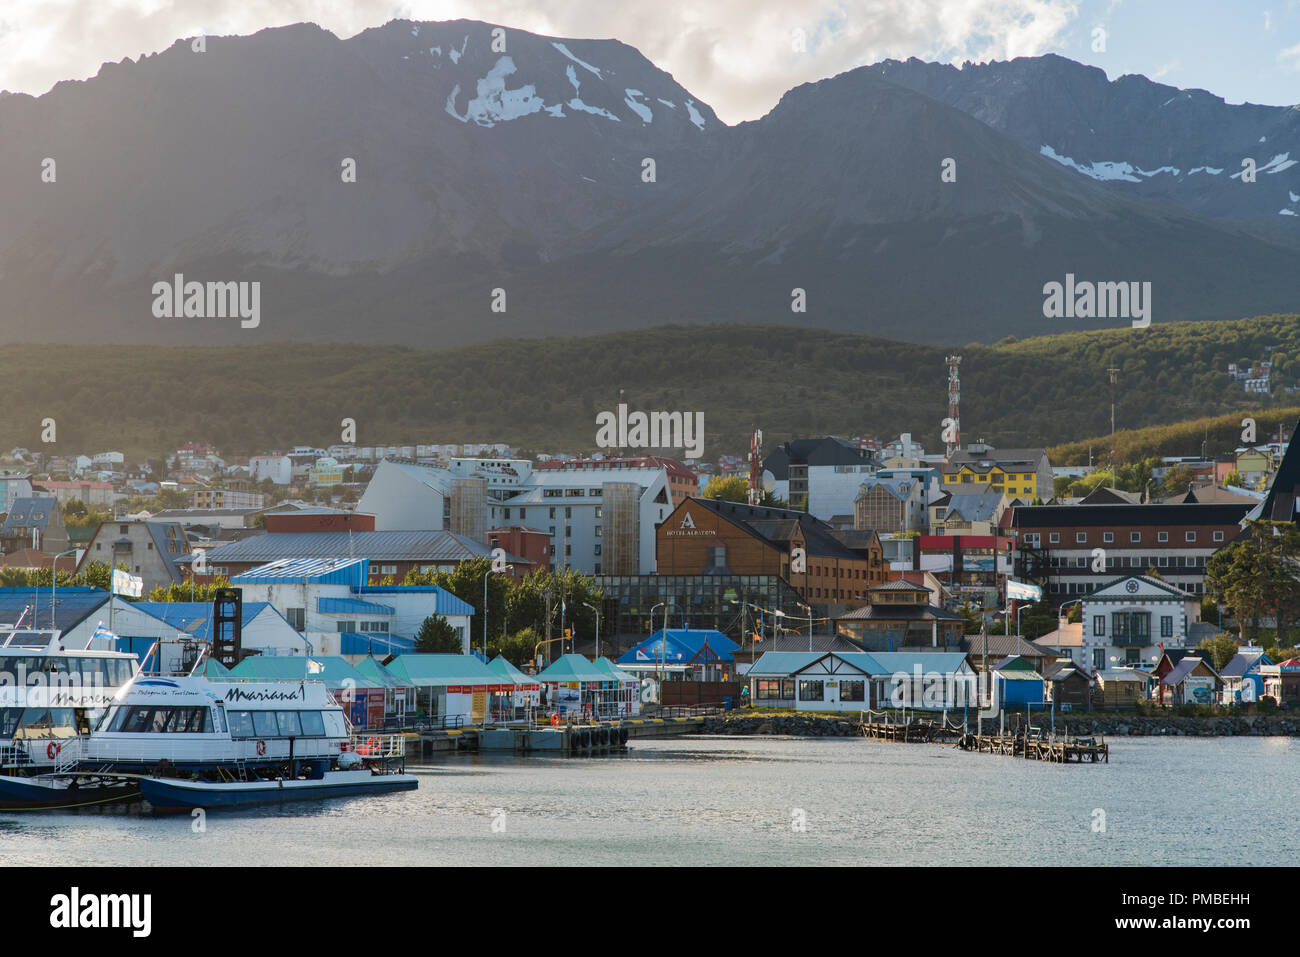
top-left (384, 653), bottom-right (506, 726)
top-left (1042, 660), bottom-right (1092, 711)
top-left (615, 628), bottom-right (738, 682)
top-left (355, 655), bottom-right (418, 726)
top-left (1155, 656), bottom-right (1223, 706)
top-left (1011, 502), bottom-right (1249, 599)
top-left (1219, 648), bottom-right (1272, 705)
top-left (834, 580), bottom-right (966, 651)
top-left (1076, 575), bottom-right (1202, 672)
top-left (486, 655), bottom-right (542, 714)
top-left (1094, 669), bottom-right (1148, 707)
top-left (228, 557), bottom-right (476, 658)
top-left (534, 654), bottom-right (623, 716)
top-left (656, 496), bottom-right (887, 612)
top-left (746, 649), bottom-right (977, 712)
top-left (991, 656), bottom-right (1046, 708)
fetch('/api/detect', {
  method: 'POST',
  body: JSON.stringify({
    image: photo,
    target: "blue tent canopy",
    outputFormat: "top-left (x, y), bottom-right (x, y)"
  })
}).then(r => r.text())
top-left (617, 628), bottom-right (739, 666)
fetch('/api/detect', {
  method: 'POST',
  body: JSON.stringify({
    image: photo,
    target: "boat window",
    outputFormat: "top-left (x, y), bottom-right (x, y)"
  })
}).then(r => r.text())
top-left (228, 711), bottom-right (254, 738)
top-left (0, 656), bottom-right (46, 680)
top-left (276, 711), bottom-right (302, 737)
top-left (0, 708), bottom-right (23, 737)
top-left (252, 711), bottom-right (277, 737)
top-left (111, 659), bottom-right (135, 685)
top-left (122, 708), bottom-right (154, 733)
top-left (210, 707), bottom-right (226, 735)
top-left (299, 711), bottom-right (326, 737)
top-left (15, 708), bottom-right (77, 739)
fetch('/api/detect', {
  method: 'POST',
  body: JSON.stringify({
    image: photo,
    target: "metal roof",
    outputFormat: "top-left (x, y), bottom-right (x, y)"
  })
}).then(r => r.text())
top-left (206, 530), bottom-right (497, 564)
top-left (230, 655), bottom-right (379, 690)
top-left (355, 655), bottom-right (415, 688)
top-left (536, 654), bottom-right (614, 683)
top-left (0, 497), bottom-right (59, 534)
top-left (385, 653), bottom-right (500, 686)
top-left (231, 557), bottom-right (369, 585)
top-left (745, 651), bottom-right (826, 676)
top-left (339, 633), bottom-right (415, 656)
top-left (318, 596), bottom-right (395, 616)
top-left (0, 586), bottom-right (108, 634)
top-left (132, 601), bottom-right (283, 640)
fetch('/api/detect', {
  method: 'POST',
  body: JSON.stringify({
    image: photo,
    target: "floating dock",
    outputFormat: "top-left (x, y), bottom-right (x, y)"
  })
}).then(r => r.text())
top-left (859, 713), bottom-right (1108, 764)
top-left (411, 716), bottom-right (706, 757)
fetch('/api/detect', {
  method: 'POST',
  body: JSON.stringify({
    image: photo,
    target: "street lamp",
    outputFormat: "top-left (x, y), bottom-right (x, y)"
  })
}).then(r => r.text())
top-left (51, 549), bottom-right (80, 632)
top-left (582, 601), bottom-right (601, 659)
top-left (482, 562), bottom-right (514, 658)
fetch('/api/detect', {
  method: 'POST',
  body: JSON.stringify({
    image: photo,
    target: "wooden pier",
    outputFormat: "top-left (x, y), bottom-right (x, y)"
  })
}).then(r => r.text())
top-left (858, 713), bottom-right (1108, 764)
top-left (956, 730), bottom-right (1109, 763)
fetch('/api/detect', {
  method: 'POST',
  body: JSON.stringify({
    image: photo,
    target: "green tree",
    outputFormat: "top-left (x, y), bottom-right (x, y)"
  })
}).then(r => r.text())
top-left (414, 615), bottom-right (463, 654)
top-left (702, 475), bottom-right (750, 503)
top-left (1197, 634), bottom-right (1239, 671)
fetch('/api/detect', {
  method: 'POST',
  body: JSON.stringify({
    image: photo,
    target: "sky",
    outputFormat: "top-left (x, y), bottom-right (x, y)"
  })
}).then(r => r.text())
top-left (1, 0), bottom-right (1298, 123)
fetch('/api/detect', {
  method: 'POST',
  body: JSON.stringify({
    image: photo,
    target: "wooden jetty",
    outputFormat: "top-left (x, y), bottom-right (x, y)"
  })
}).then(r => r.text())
top-left (956, 729), bottom-right (1109, 763)
top-left (858, 711), bottom-right (1108, 764)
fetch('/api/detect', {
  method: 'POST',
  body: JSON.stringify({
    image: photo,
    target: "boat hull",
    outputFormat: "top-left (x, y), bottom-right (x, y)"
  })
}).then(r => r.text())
top-left (0, 773), bottom-right (142, 810)
top-left (140, 770), bottom-right (418, 811)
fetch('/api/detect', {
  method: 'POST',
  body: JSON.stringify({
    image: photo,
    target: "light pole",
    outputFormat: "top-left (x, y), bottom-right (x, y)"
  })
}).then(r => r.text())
top-left (482, 563), bottom-right (514, 658)
top-left (582, 601), bottom-right (601, 659)
top-left (798, 601), bottom-right (813, 651)
top-left (51, 549), bottom-right (80, 632)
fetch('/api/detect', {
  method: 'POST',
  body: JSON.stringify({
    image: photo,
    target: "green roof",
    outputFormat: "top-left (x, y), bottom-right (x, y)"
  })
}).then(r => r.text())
top-left (536, 654), bottom-right (612, 683)
top-left (593, 656), bottom-right (640, 684)
top-left (230, 655), bottom-right (376, 690)
top-left (196, 658), bottom-right (234, 678)
top-left (487, 655), bottom-right (539, 686)
top-left (355, 655), bottom-right (414, 688)
top-left (385, 653), bottom-right (499, 686)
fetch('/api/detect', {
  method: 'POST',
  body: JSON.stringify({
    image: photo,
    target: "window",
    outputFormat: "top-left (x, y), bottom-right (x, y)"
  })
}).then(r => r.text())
top-left (594, 544), bottom-right (602, 555)
top-left (228, 711), bottom-right (255, 738)
top-left (841, 680), bottom-right (865, 702)
top-left (1131, 532), bottom-right (1141, 543)
top-left (1157, 531), bottom-right (1169, 542)
top-left (519, 508), bottom-right (526, 519)
top-left (1111, 611), bottom-right (1151, 641)
top-left (1185, 531), bottom-right (1197, 543)
top-left (1093, 649), bottom-right (1105, 669)
top-left (798, 680), bottom-right (824, 701)
top-left (1213, 531), bottom-right (1225, 542)
top-left (549, 507), bottom-right (556, 519)
top-left (594, 526), bottom-right (602, 537)
top-left (380, 565), bottom-right (397, 575)
top-left (1049, 532), bottom-right (1060, 544)
top-left (1073, 532), bottom-right (1084, 543)
top-left (1103, 532), bottom-right (1114, 543)
top-left (287, 608), bottom-right (305, 632)
top-left (1161, 616), bottom-right (1173, 638)
top-left (252, 711), bottom-right (278, 737)
top-left (275, 711), bottom-right (303, 736)
top-left (756, 679), bottom-right (784, 700)
top-left (1093, 615), bottom-right (1106, 636)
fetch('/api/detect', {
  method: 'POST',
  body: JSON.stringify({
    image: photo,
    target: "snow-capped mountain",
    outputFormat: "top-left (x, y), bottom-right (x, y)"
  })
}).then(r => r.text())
top-left (872, 54), bottom-right (1300, 222)
top-left (0, 21), bottom-right (1295, 348)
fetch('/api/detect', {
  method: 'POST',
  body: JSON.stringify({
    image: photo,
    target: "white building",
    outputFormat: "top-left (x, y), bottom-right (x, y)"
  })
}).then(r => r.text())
top-left (249, 455), bottom-right (293, 485)
top-left (228, 557), bottom-right (475, 660)
top-left (1077, 574), bottom-right (1200, 672)
top-left (490, 465), bottom-right (672, 575)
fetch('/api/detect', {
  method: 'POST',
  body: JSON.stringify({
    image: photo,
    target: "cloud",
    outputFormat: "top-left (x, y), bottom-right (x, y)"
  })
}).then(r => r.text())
top-left (1281, 41), bottom-right (1300, 70)
top-left (0, 0), bottom-right (1081, 122)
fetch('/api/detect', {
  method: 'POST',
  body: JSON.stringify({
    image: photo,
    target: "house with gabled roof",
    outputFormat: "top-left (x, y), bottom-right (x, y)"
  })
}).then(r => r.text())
top-left (1157, 656), bottom-right (1222, 706)
top-left (1219, 647), bottom-right (1272, 705)
top-left (0, 496), bottom-right (69, 556)
top-left (74, 519), bottom-right (189, 593)
top-left (1078, 574), bottom-right (1202, 673)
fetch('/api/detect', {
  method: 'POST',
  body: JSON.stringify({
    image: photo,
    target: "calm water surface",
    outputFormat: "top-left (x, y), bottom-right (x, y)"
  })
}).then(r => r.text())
top-left (1, 735), bottom-right (1295, 866)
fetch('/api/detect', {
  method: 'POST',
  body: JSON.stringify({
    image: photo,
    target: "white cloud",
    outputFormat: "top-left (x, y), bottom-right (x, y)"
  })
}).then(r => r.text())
top-left (0, 0), bottom-right (1082, 122)
top-left (1280, 40), bottom-right (1300, 70)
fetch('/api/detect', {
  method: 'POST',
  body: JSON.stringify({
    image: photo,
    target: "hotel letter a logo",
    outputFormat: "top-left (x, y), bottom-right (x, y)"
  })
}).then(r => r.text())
top-left (680, 511), bottom-right (696, 529)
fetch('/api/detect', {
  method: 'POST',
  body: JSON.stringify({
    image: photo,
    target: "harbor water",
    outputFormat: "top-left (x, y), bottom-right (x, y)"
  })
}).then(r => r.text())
top-left (1, 735), bottom-right (1294, 866)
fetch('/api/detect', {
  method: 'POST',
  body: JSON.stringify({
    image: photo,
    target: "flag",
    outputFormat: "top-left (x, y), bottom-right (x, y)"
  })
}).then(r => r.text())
top-left (90, 621), bottom-right (119, 647)
top-left (1005, 580), bottom-right (1042, 602)
top-left (306, 658), bottom-right (325, 674)
top-left (111, 568), bottom-right (143, 598)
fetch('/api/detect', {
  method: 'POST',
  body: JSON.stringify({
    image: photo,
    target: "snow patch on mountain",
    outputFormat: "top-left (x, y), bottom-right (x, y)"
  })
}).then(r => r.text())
top-left (443, 57), bottom-right (547, 127)
top-left (1189, 166), bottom-right (1224, 175)
top-left (1232, 153), bottom-right (1296, 179)
top-left (561, 64), bottom-right (619, 122)
top-left (1281, 209), bottom-right (1297, 216)
top-left (1291, 191), bottom-right (1299, 203)
top-left (624, 89), bottom-right (652, 123)
top-left (552, 42), bottom-right (603, 79)
top-left (658, 98), bottom-right (676, 109)
top-left (685, 99), bottom-right (705, 130)
top-left (1040, 145), bottom-right (1140, 182)
top-left (449, 36), bottom-right (467, 64)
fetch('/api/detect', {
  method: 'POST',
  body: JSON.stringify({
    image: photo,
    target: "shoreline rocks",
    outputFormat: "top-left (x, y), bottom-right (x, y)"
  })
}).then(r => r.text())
top-left (700, 712), bottom-right (1300, 738)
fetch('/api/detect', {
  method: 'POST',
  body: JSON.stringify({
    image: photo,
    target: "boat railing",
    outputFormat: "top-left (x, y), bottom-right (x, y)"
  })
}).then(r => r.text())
top-left (53, 736), bottom-right (83, 773)
top-left (80, 736), bottom-right (346, 766)
top-left (347, 733), bottom-right (406, 760)
top-left (0, 741), bottom-right (33, 769)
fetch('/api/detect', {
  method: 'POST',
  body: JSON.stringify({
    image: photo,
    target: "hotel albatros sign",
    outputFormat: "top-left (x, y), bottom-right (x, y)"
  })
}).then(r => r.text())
top-left (665, 510), bottom-right (714, 538)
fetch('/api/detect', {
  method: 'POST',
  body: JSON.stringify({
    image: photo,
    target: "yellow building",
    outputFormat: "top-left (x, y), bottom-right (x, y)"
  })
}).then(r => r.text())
top-left (942, 443), bottom-right (1051, 502)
